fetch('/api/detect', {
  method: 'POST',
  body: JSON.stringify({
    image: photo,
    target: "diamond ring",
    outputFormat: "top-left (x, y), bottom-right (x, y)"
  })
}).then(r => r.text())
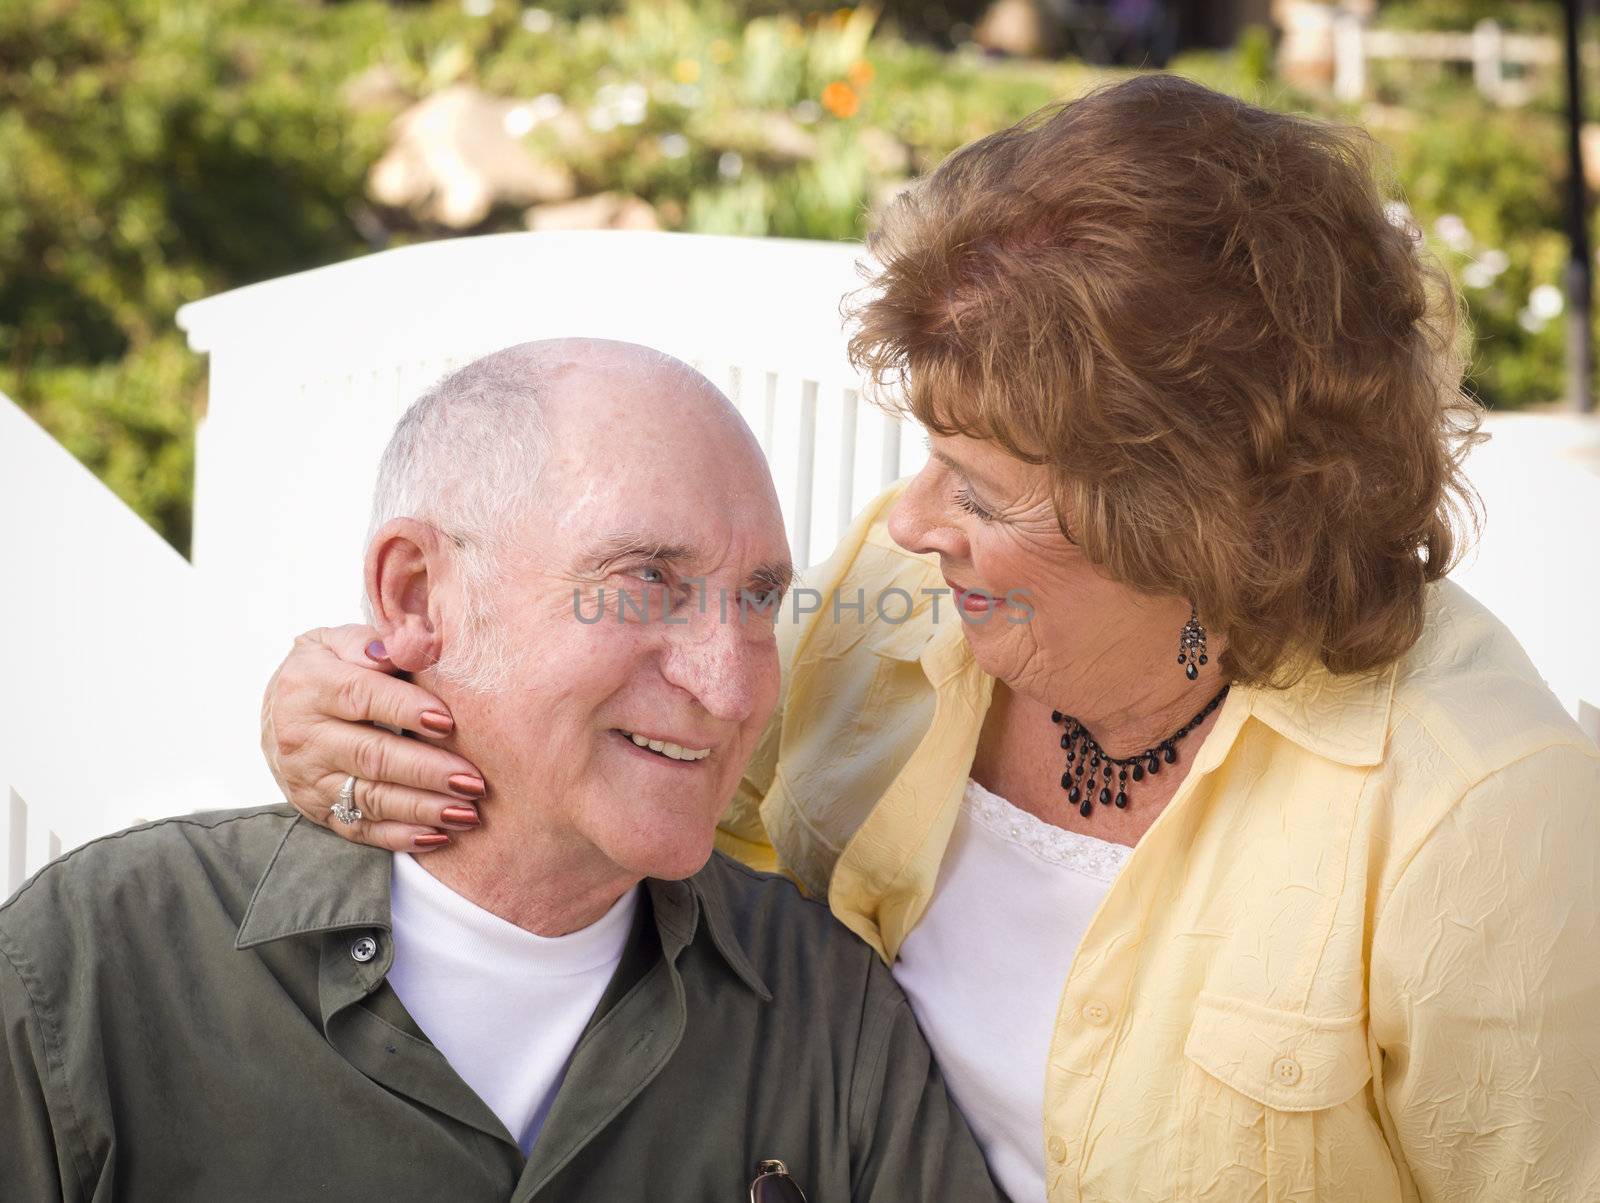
top-left (331, 775), bottom-right (363, 825)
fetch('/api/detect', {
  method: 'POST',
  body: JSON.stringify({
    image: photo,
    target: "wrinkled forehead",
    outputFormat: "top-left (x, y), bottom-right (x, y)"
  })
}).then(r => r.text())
top-left (535, 392), bottom-right (789, 580)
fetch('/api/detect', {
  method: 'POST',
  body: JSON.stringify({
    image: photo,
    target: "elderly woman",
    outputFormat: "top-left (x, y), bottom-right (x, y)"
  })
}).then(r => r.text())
top-left (259, 76), bottom-right (1599, 1201)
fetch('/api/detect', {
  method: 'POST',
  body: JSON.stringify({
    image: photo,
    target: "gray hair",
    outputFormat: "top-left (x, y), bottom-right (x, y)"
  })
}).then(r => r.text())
top-left (367, 347), bottom-right (551, 691)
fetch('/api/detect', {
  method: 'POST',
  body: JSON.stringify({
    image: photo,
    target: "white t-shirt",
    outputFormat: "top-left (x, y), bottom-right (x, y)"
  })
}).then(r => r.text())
top-left (892, 778), bottom-right (1134, 1203)
top-left (387, 853), bottom-right (639, 1154)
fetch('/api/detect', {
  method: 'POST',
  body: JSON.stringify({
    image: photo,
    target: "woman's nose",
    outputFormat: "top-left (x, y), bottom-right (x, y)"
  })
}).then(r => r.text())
top-left (887, 466), bottom-right (965, 560)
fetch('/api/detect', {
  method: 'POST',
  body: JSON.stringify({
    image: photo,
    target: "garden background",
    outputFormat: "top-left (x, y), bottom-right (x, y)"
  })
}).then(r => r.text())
top-left (3, 0), bottom-right (1589, 554)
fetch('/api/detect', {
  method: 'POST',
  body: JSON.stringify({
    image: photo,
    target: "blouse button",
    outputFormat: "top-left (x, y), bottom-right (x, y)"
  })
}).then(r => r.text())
top-left (350, 935), bottom-right (379, 964)
top-left (1047, 1135), bottom-right (1069, 1164)
top-left (1081, 1001), bottom-right (1109, 1026)
top-left (1272, 1056), bottom-right (1302, 1086)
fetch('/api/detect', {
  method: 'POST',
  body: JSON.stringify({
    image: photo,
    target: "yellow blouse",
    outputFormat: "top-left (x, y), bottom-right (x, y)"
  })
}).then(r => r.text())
top-left (716, 483), bottom-right (1600, 1203)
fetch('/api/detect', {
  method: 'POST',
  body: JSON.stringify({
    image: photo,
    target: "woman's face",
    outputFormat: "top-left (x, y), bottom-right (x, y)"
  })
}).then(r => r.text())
top-left (887, 433), bottom-right (1188, 718)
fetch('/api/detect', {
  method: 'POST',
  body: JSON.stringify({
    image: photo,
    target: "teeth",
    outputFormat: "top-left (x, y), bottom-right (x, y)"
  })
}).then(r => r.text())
top-left (624, 732), bottom-right (710, 761)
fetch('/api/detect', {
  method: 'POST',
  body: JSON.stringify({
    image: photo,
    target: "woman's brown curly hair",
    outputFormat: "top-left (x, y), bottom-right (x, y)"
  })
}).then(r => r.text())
top-left (849, 73), bottom-right (1485, 685)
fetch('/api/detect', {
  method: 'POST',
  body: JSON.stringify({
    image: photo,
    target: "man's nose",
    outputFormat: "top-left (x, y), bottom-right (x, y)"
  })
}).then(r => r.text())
top-left (659, 610), bottom-right (765, 724)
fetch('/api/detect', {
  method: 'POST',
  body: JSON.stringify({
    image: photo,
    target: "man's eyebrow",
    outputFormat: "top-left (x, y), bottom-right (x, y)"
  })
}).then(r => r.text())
top-left (582, 533), bottom-right (696, 572)
top-left (581, 535), bottom-right (792, 594)
top-left (747, 560), bottom-right (795, 596)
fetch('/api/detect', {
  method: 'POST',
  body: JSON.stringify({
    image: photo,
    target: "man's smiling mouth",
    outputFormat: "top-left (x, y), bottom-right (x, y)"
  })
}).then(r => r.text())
top-left (614, 730), bottom-right (712, 762)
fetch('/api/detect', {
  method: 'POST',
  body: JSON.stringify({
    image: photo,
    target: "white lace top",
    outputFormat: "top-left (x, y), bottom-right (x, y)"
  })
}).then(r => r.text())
top-left (892, 778), bottom-right (1134, 1203)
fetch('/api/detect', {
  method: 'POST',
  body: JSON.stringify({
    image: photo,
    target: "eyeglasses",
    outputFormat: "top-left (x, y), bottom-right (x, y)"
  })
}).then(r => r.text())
top-left (749, 1159), bottom-right (807, 1203)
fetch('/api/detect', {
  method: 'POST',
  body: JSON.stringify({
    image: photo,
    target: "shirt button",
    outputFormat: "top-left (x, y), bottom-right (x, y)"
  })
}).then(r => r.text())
top-left (1081, 1001), bottom-right (1110, 1026)
top-left (1272, 1056), bottom-right (1302, 1086)
top-left (350, 935), bottom-right (379, 963)
top-left (1047, 1135), bottom-right (1069, 1164)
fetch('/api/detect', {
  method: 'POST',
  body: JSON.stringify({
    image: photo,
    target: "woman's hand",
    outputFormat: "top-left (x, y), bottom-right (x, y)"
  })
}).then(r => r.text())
top-left (261, 625), bottom-right (487, 852)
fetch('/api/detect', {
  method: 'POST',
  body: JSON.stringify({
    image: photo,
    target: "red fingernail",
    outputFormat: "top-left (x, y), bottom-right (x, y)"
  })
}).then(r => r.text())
top-left (419, 710), bottom-right (454, 735)
top-left (365, 640), bottom-right (389, 662)
top-left (413, 833), bottom-right (450, 849)
top-left (447, 774), bottom-right (486, 799)
top-left (441, 805), bottom-right (480, 827)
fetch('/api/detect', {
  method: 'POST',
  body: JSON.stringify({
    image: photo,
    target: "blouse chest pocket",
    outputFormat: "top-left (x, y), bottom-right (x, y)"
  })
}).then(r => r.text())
top-left (1175, 993), bottom-right (1397, 1203)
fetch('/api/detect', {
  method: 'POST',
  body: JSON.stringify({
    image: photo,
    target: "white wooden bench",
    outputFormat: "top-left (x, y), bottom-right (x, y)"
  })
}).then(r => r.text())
top-left (3, 229), bottom-right (1595, 894)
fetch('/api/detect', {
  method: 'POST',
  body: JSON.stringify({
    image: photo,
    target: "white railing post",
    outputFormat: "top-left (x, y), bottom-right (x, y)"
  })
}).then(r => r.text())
top-left (836, 388), bottom-right (859, 542)
top-left (880, 411), bottom-right (903, 490)
top-left (792, 380), bottom-right (819, 567)
top-left (5, 788), bottom-right (24, 898)
top-left (1333, 12), bottom-right (1367, 103)
top-left (1473, 20), bottom-right (1506, 104)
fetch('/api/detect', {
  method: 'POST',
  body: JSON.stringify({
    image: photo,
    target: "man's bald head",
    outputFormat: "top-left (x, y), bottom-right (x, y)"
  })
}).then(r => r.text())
top-left (367, 338), bottom-right (772, 689)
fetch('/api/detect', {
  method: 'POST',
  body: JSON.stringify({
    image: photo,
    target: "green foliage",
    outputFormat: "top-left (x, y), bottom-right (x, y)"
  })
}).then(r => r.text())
top-left (0, 0), bottom-right (393, 554)
top-left (3, 0), bottom-right (1593, 553)
top-left (1371, 102), bottom-right (1571, 408)
top-left (1373, 1), bottom-right (1560, 35)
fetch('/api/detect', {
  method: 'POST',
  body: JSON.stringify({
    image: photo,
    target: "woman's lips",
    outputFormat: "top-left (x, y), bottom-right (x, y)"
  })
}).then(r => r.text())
top-left (944, 578), bottom-right (998, 612)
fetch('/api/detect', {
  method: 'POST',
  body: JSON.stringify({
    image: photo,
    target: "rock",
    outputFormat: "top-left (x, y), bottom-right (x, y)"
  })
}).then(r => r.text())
top-left (341, 63), bottom-right (411, 114)
top-left (368, 84), bottom-right (576, 229)
top-left (525, 193), bottom-right (660, 232)
top-left (704, 111), bottom-right (819, 168)
top-left (858, 127), bottom-right (912, 177)
top-left (973, 0), bottom-right (1050, 58)
top-left (754, 113), bottom-right (820, 163)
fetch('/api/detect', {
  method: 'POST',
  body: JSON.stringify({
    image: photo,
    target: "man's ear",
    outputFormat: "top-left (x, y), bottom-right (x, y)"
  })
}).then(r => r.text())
top-left (364, 518), bottom-right (447, 674)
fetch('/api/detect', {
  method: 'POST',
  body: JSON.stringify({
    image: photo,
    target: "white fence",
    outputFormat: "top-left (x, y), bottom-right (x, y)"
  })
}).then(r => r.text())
top-left (1332, 16), bottom-right (1576, 106)
top-left (3, 229), bottom-right (1598, 893)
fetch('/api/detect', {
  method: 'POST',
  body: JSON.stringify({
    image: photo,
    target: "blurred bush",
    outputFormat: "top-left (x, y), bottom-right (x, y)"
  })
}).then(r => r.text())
top-left (3, 0), bottom-right (1593, 553)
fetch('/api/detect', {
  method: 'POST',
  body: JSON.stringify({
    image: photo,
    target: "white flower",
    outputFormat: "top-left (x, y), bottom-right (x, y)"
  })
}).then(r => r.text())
top-left (1462, 262), bottom-right (1498, 289)
top-left (1518, 307), bottom-right (1547, 334)
top-left (793, 99), bottom-right (822, 124)
top-left (529, 92), bottom-right (564, 122)
top-left (1479, 248), bottom-right (1509, 274)
top-left (503, 104), bottom-right (538, 138)
top-left (521, 7), bottom-right (554, 33)
top-left (1432, 213), bottom-right (1472, 253)
top-left (1528, 283), bottom-right (1565, 321)
top-left (615, 82), bottom-right (648, 127)
top-left (660, 133), bottom-right (690, 158)
top-left (463, 0), bottom-right (493, 17)
top-left (718, 151), bottom-right (743, 179)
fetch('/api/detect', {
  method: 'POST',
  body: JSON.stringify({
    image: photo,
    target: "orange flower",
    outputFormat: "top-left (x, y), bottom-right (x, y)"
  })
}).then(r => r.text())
top-left (848, 59), bottom-right (875, 88)
top-left (821, 80), bottom-right (860, 118)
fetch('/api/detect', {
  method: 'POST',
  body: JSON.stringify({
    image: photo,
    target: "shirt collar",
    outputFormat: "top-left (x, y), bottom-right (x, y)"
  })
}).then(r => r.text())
top-left (870, 599), bottom-right (1397, 769)
top-left (1239, 655), bottom-right (1398, 768)
top-left (236, 817), bottom-right (392, 950)
top-left (649, 857), bottom-right (773, 1002)
top-left (237, 819), bottom-right (772, 1001)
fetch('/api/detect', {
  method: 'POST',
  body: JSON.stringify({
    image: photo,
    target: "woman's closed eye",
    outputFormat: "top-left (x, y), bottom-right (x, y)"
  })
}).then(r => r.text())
top-left (954, 485), bottom-right (999, 523)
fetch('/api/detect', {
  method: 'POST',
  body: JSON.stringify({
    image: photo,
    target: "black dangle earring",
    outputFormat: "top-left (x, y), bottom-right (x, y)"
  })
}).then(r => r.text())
top-left (1178, 606), bottom-right (1208, 682)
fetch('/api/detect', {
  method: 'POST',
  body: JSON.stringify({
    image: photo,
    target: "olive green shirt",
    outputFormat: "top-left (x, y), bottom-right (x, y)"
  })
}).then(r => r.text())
top-left (0, 806), bottom-right (1002, 1202)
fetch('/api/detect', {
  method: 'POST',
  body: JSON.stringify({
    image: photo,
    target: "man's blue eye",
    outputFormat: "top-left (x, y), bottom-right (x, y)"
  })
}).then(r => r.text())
top-left (636, 566), bottom-right (666, 584)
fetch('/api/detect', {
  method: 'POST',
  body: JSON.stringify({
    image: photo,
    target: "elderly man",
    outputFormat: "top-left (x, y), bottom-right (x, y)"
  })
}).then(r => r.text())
top-left (0, 340), bottom-right (1002, 1201)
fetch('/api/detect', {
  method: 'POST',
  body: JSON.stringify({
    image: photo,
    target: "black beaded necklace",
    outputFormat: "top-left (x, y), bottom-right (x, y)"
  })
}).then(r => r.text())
top-left (1052, 684), bottom-right (1230, 819)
